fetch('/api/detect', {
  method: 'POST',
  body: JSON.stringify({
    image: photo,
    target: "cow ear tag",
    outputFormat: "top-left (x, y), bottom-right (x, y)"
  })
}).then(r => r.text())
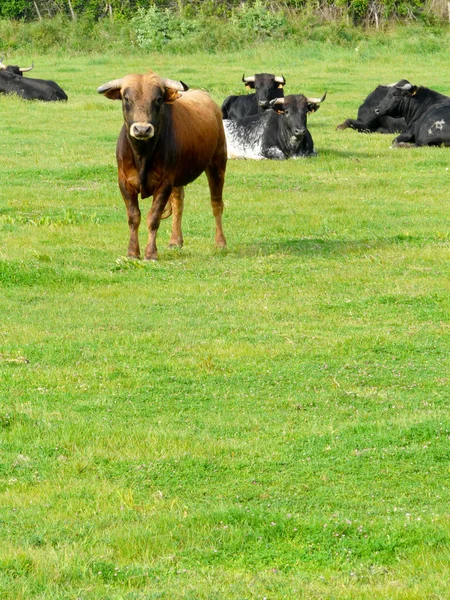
top-left (411, 89), bottom-right (417, 96)
top-left (278, 84), bottom-right (283, 89)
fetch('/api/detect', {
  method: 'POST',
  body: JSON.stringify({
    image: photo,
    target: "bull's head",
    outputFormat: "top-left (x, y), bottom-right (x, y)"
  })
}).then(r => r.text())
top-left (375, 80), bottom-right (417, 117)
top-left (242, 73), bottom-right (286, 110)
top-left (270, 92), bottom-right (326, 140)
top-left (97, 71), bottom-right (189, 141)
top-left (0, 58), bottom-right (34, 76)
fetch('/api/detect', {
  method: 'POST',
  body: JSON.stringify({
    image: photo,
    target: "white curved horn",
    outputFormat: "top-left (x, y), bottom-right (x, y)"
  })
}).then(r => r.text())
top-left (97, 78), bottom-right (124, 94)
top-left (19, 62), bottom-right (34, 73)
top-left (306, 91), bottom-right (327, 104)
top-left (161, 78), bottom-right (189, 91)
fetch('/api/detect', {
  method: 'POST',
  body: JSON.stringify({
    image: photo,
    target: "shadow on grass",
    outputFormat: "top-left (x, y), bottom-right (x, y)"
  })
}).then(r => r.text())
top-left (236, 234), bottom-right (424, 258)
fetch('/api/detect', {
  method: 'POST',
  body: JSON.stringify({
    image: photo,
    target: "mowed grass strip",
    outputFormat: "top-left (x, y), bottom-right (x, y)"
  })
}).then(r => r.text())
top-left (1, 35), bottom-right (450, 599)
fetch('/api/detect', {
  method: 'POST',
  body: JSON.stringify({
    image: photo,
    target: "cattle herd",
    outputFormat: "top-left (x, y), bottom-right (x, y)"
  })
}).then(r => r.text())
top-left (2, 60), bottom-right (450, 258)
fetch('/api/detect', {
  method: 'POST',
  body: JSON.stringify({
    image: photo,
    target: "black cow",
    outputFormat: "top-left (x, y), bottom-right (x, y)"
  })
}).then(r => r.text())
top-left (337, 83), bottom-right (407, 133)
top-left (221, 73), bottom-right (286, 120)
top-left (0, 59), bottom-right (68, 101)
top-left (224, 92), bottom-right (326, 160)
top-left (374, 79), bottom-right (450, 147)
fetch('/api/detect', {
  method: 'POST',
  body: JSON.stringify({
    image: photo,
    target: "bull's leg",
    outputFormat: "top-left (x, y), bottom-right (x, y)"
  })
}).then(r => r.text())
top-left (205, 163), bottom-right (226, 249)
top-left (119, 177), bottom-right (141, 258)
top-left (337, 118), bottom-right (374, 133)
top-left (391, 130), bottom-right (415, 147)
top-left (145, 186), bottom-right (173, 260)
top-left (168, 186), bottom-right (185, 248)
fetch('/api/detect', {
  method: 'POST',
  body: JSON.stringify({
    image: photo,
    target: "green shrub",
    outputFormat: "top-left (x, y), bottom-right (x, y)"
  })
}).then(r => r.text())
top-left (130, 6), bottom-right (199, 51)
top-left (231, 0), bottom-right (288, 37)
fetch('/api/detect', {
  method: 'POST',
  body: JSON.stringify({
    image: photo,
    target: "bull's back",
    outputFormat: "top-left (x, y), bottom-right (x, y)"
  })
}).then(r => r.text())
top-left (170, 90), bottom-right (225, 183)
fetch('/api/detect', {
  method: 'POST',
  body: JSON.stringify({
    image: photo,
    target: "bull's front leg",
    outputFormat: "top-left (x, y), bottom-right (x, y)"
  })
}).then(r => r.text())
top-left (145, 185), bottom-right (173, 260)
top-left (119, 176), bottom-right (141, 258)
top-left (168, 186), bottom-right (185, 248)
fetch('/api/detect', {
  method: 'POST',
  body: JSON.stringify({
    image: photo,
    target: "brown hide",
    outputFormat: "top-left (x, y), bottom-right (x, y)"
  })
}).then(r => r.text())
top-left (99, 71), bottom-right (227, 260)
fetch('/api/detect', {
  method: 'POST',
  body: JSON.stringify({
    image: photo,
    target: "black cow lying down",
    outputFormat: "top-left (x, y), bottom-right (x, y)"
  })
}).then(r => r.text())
top-left (0, 59), bottom-right (68, 101)
top-left (374, 79), bottom-right (450, 147)
top-left (224, 92), bottom-right (326, 160)
top-left (337, 83), bottom-right (407, 134)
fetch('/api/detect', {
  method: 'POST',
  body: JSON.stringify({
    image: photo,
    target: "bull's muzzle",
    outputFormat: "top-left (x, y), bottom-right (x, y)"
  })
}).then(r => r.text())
top-left (294, 127), bottom-right (306, 138)
top-left (130, 122), bottom-right (154, 140)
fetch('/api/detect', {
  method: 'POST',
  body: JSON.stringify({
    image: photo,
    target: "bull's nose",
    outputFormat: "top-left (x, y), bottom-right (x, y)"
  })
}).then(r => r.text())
top-left (259, 101), bottom-right (269, 108)
top-left (130, 122), bottom-right (154, 139)
top-left (375, 109), bottom-right (380, 115)
top-left (294, 127), bottom-right (306, 137)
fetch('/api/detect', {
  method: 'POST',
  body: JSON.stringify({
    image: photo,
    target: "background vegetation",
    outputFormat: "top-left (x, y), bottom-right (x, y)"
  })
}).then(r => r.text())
top-left (1, 21), bottom-right (450, 600)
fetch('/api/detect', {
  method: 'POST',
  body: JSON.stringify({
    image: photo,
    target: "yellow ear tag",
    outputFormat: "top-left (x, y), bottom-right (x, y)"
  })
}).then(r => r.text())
top-left (412, 89), bottom-right (417, 96)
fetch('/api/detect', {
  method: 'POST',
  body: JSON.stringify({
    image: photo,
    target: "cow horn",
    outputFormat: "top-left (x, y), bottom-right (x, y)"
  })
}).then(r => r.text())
top-left (242, 75), bottom-right (256, 83)
top-left (97, 78), bottom-right (124, 94)
top-left (161, 78), bottom-right (189, 92)
top-left (306, 91), bottom-right (327, 104)
top-left (19, 62), bottom-right (34, 73)
top-left (270, 97), bottom-right (285, 105)
top-left (274, 75), bottom-right (286, 85)
top-left (397, 82), bottom-right (412, 91)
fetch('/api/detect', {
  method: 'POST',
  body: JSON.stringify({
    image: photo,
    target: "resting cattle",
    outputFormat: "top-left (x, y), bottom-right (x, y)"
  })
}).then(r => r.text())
top-left (0, 59), bottom-right (68, 101)
top-left (374, 79), bottom-right (450, 147)
top-left (337, 84), bottom-right (407, 133)
top-left (221, 73), bottom-right (286, 120)
top-left (97, 71), bottom-right (227, 260)
top-left (224, 92), bottom-right (326, 160)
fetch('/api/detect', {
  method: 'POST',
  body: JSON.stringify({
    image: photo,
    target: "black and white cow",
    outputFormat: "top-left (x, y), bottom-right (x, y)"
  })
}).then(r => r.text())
top-left (224, 93), bottom-right (326, 160)
top-left (374, 79), bottom-right (450, 147)
top-left (0, 59), bottom-right (68, 101)
top-left (221, 73), bottom-right (286, 120)
top-left (337, 83), bottom-right (407, 133)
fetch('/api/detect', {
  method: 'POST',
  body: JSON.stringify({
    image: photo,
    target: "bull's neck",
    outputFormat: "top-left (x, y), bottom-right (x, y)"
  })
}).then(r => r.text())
top-left (403, 87), bottom-right (448, 124)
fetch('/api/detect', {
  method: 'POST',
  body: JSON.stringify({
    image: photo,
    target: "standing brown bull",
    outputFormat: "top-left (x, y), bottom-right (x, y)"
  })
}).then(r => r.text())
top-left (98, 71), bottom-right (227, 260)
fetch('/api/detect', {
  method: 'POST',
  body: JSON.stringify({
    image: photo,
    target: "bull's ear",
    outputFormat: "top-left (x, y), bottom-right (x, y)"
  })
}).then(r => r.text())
top-left (307, 102), bottom-right (320, 113)
top-left (164, 88), bottom-right (182, 104)
top-left (97, 79), bottom-right (123, 100)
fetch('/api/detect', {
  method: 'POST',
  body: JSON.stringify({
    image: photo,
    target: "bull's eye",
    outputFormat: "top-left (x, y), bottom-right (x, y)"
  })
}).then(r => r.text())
top-left (155, 96), bottom-right (163, 108)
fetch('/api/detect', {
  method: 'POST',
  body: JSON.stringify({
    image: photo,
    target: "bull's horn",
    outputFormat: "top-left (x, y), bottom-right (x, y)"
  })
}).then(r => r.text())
top-left (274, 75), bottom-right (286, 84)
top-left (97, 78), bottom-right (124, 94)
top-left (161, 78), bottom-right (189, 91)
top-left (388, 80), bottom-right (412, 90)
top-left (242, 74), bottom-right (256, 83)
top-left (307, 91), bottom-right (327, 104)
top-left (0, 58), bottom-right (5, 70)
top-left (397, 82), bottom-right (412, 91)
top-left (270, 97), bottom-right (285, 105)
top-left (19, 62), bottom-right (34, 73)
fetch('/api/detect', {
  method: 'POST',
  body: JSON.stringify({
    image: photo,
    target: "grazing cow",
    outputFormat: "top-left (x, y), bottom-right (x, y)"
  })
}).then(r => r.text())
top-left (337, 83), bottom-right (407, 133)
top-left (224, 92), bottom-right (326, 160)
top-left (374, 79), bottom-right (450, 147)
top-left (221, 73), bottom-right (286, 120)
top-left (0, 59), bottom-right (68, 101)
top-left (97, 71), bottom-right (227, 260)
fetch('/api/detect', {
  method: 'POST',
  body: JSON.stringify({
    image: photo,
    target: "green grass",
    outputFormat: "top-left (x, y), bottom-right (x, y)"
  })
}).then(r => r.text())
top-left (1, 33), bottom-right (450, 599)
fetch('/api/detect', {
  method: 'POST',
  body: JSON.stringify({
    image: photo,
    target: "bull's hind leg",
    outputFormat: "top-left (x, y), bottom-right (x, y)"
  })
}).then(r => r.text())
top-left (168, 186), bottom-right (185, 248)
top-left (205, 160), bottom-right (226, 249)
top-left (145, 185), bottom-right (173, 260)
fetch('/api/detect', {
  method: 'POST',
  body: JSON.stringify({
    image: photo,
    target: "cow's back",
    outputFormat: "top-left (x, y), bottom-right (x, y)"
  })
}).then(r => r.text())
top-left (168, 90), bottom-right (226, 183)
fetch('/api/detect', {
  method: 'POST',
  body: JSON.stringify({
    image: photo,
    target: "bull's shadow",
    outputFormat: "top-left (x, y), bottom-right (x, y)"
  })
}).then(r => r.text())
top-left (236, 234), bottom-right (417, 258)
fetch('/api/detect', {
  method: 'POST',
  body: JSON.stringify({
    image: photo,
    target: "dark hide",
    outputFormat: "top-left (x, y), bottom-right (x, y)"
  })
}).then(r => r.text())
top-left (0, 66), bottom-right (68, 101)
top-left (337, 84), bottom-right (407, 133)
top-left (374, 80), bottom-right (450, 147)
top-left (224, 93), bottom-right (324, 160)
top-left (221, 73), bottom-right (286, 120)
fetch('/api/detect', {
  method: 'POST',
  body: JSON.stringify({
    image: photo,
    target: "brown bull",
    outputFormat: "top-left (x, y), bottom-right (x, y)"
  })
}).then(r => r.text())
top-left (98, 71), bottom-right (227, 260)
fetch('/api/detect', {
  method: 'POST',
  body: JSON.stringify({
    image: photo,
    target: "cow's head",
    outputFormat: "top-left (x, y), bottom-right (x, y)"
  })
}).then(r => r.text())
top-left (270, 92), bottom-right (326, 140)
top-left (375, 80), bottom-right (417, 117)
top-left (242, 72), bottom-right (286, 110)
top-left (0, 58), bottom-right (34, 77)
top-left (97, 71), bottom-right (189, 141)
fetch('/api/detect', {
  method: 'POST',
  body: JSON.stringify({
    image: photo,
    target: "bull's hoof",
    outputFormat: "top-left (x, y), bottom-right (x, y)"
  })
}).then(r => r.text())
top-left (168, 240), bottom-right (183, 249)
top-left (336, 122), bottom-right (348, 130)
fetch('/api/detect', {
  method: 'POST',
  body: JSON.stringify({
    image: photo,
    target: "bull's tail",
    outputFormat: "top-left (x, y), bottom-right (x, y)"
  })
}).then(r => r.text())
top-left (161, 202), bottom-right (172, 219)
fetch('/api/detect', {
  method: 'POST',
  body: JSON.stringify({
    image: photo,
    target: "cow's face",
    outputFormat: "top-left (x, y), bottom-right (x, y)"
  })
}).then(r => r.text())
top-left (242, 73), bottom-right (286, 110)
top-left (375, 80), bottom-right (416, 117)
top-left (271, 93), bottom-right (326, 141)
top-left (98, 72), bottom-right (188, 141)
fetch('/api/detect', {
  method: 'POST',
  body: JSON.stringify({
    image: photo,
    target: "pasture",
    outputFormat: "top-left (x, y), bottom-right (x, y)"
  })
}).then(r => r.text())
top-left (1, 34), bottom-right (450, 599)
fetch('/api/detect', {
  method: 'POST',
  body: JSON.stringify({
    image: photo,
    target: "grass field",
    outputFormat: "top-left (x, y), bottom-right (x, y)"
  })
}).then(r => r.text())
top-left (1, 32), bottom-right (450, 599)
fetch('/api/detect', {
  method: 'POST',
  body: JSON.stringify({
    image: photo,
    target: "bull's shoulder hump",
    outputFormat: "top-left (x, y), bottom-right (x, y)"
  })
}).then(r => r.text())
top-left (179, 89), bottom-right (212, 105)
